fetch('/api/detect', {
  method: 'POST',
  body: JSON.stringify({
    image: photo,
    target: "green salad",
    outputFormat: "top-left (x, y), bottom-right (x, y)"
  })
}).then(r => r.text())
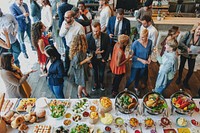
top-left (50, 105), bottom-right (65, 118)
top-left (70, 124), bottom-right (90, 133)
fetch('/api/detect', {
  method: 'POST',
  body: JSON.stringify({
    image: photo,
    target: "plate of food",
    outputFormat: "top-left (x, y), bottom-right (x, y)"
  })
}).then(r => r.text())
top-left (72, 98), bottom-right (89, 113)
top-left (176, 117), bottom-right (188, 127)
top-left (50, 105), bottom-right (65, 119)
top-left (99, 97), bottom-right (112, 113)
top-left (33, 125), bottom-right (52, 133)
top-left (15, 98), bottom-right (36, 112)
top-left (1, 99), bottom-right (18, 113)
top-left (143, 92), bottom-right (167, 115)
top-left (129, 117), bottom-right (139, 128)
top-left (144, 118), bottom-right (154, 128)
top-left (54, 126), bottom-right (69, 133)
top-left (49, 99), bottom-right (70, 108)
top-left (191, 119), bottom-right (200, 127)
top-left (171, 91), bottom-right (196, 115)
top-left (115, 89), bottom-right (138, 114)
top-left (163, 129), bottom-right (177, 133)
top-left (70, 123), bottom-right (90, 133)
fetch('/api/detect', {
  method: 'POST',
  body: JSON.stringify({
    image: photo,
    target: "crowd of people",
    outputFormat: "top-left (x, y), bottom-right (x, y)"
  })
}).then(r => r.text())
top-left (0, 0), bottom-right (200, 99)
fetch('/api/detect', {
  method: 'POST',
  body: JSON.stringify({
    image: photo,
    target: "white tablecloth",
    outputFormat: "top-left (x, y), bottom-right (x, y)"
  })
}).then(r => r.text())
top-left (5, 99), bottom-right (200, 133)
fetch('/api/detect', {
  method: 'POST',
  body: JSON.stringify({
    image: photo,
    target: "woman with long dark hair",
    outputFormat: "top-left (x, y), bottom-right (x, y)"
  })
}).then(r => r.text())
top-left (44, 45), bottom-right (65, 98)
top-left (0, 52), bottom-right (35, 98)
top-left (31, 21), bottom-right (49, 73)
top-left (41, 0), bottom-right (53, 31)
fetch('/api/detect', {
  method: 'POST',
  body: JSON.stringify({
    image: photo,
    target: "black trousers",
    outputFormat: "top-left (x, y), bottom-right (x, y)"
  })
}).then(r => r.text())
top-left (92, 58), bottom-right (106, 87)
top-left (112, 73), bottom-right (124, 93)
top-left (178, 55), bottom-right (196, 83)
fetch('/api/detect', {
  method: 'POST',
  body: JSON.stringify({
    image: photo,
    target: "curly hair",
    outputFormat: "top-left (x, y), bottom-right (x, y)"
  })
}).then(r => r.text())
top-left (31, 22), bottom-right (43, 49)
top-left (69, 34), bottom-right (88, 60)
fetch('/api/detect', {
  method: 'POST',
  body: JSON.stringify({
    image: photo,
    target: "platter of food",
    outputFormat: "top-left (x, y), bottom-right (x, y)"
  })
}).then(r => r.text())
top-left (143, 92), bottom-right (167, 115)
top-left (163, 129), bottom-right (177, 133)
top-left (99, 97), bottom-right (112, 113)
top-left (1, 99), bottom-right (18, 113)
top-left (15, 98), bottom-right (36, 112)
top-left (171, 90), bottom-right (196, 115)
top-left (70, 123), bottom-right (90, 133)
top-left (54, 126), bottom-right (69, 133)
top-left (50, 105), bottom-right (65, 119)
top-left (49, 99), bottom-right (70, 108)
top-left (33, 125), bottom-right (52, 133)
top-left (72, 98), bottom-right (89, 113)
top-left (115, 89), bottom-right (138, 114)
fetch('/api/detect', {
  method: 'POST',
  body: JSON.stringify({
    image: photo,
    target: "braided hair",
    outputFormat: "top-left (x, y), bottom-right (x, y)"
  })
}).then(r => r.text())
top-left (31, 21), bottom-right (43, 49)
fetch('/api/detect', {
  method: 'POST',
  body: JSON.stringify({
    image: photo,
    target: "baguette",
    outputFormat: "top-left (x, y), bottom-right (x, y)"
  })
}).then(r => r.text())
top-left (0, 93), bottom-right (5, 111)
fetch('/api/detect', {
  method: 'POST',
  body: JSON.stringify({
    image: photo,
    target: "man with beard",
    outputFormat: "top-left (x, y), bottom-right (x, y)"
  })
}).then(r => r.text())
top-left (140, 15), bottom-right (158, 48)
top-left (86, 21), bottom-right (110, 91)
top-left (59, 10), bottom-right (85, 74)
top-left (0, 8), bottom-right (21, 67)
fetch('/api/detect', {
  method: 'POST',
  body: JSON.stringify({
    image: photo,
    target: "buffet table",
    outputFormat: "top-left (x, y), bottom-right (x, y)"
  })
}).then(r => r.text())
top-left (3, 98), bottom-right (200, 133)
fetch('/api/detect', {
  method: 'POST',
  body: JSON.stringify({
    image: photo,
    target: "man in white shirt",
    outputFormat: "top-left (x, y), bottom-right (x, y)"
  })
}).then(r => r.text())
top-left (59, 10), bottom-right (85, 73)
top-left (99, 0), bottom-right (112, 32)
top-left (140, 15), bottom-right (158, 48)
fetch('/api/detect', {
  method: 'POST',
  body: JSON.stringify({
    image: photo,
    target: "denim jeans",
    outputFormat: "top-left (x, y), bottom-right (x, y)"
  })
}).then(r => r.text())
top-left (126, 67), bottom-right (148, 88)
top-left (49, 84), bottom-right (64, 98)
top-left (17, 22), bottom-right (32, 53)
top-left (155, 79), bottom-right (173, 94)
top-left (9, 40), bottom-right (21, 67)
top-left (92, 58), bottom-right (106, 87)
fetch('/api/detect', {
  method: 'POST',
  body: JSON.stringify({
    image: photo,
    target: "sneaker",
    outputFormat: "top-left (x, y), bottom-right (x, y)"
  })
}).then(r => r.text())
top-left (100, 84), bottom-right (105, 91)
top-left (92, 87), bottom-right (96, 92)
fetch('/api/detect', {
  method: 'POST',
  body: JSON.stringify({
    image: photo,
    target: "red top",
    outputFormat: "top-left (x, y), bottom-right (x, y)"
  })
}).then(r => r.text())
top-left (110, 43), bottom-right (126, 74)
top-left (37, 35), bottom-right (49, 65)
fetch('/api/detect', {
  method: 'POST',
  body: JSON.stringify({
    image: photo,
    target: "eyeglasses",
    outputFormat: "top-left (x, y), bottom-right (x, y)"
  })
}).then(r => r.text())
top-left (64, 16), bottom-right (72, 19)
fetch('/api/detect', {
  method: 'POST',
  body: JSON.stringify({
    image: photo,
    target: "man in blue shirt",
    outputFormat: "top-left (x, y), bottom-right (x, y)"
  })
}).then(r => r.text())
top-left (0, 8), bottom-right (21, 67)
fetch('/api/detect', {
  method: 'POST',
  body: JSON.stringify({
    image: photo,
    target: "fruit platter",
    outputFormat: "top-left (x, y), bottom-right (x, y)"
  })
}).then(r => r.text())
top-left (170, 89), bottom-right (196, 115)
top-left (143, 91), bottom-right (167, 115)
top-left (72, 98), bottom-right (89, 113)
top-left (115, 89), bottom-right (139, 114)
top-left (16, 98), bottom-right (36, 112)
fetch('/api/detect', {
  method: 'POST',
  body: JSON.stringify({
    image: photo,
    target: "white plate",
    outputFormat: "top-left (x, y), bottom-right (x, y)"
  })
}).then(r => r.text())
top-left (36, 97), bottom-right (48, 108)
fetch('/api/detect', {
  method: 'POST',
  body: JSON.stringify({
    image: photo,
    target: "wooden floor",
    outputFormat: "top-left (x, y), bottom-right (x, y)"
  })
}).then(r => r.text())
top-left (28, 61), bottom-right (200, 99)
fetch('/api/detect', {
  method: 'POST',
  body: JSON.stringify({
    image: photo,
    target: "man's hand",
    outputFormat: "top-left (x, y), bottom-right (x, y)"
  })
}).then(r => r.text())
top-left (23, 12), bottom-right (29, 17)
top-left (102, 59), bottom-right (105, 62)
top-left (95, 48), bottom-right (104, 54)
top-left (109, 34), bottom-right (113, 38)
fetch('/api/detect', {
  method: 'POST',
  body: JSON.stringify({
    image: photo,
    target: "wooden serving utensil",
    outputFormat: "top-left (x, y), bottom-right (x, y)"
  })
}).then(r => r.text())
top-left (0, 93), bottom-right (5, 112)
top-left (44, 99), bottom-right (51, 112)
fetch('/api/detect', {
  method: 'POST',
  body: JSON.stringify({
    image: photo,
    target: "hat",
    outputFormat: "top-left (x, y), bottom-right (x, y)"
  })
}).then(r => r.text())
top-left (144, 0), bottom-right (153, 7)
top-left (71, 7), bottom-right (79, 14)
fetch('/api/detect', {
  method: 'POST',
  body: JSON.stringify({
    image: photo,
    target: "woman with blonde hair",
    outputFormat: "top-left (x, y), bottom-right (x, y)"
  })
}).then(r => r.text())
top-left (126, 29), bottom-right (152, 95)
top-left (176, 23), bottom-right (200, 89)
top-left (69, 34), bottom-right (92, 98)
top-left (110, 34), bottom-right (132, 97)
top-left (155, 39), bottom-right (178, 94)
